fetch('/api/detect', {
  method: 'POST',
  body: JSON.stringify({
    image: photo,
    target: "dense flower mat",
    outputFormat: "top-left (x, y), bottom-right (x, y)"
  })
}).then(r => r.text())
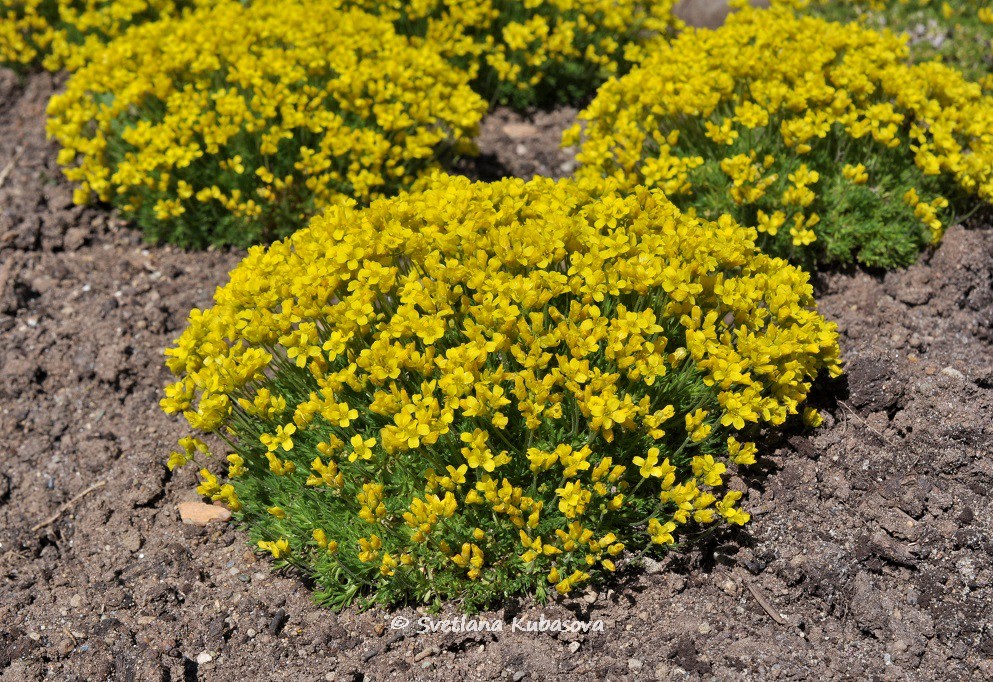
top-left (566, 6), bottom-right (993, 269)
top-left (162, 174), bottom-right (841, 608)
top-left (45, 0), bottom-right (486, 247)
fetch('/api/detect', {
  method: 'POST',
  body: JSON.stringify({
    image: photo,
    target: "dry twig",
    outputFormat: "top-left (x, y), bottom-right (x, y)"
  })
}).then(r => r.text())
top-left (838, 400), bottom-right (894, 446)
top-left (0, 146), bottom-right (25, 189)
top-left (32, 481), bottom-right (107, 532)
top-left (745, 580), bottom-right (789, 625)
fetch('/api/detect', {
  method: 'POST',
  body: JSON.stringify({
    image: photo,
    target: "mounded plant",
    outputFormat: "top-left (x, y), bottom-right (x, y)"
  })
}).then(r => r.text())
top-left (565, 5), bottom-right (993, 270)
top-left (777, 0), bottom-right (993, 85)
top-left (162, 174), bottom-right (842, 610)
top-left (333, 0), bottom-right (683, 109)
top-left (0, 0), bottom-right (196, 71)
top-left (45, 0), bottom-right (486, 248)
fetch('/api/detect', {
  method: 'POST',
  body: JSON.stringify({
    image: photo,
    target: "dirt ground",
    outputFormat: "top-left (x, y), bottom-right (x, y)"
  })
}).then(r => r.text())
top-left (2, 63), bottom-right (992, 682)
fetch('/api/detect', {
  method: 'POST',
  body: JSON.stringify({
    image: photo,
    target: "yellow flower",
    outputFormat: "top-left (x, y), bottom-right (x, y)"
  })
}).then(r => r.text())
top-left (261, 424), bottom-right (296, 453)
top-left (258, 538), bottom-right (290, 559)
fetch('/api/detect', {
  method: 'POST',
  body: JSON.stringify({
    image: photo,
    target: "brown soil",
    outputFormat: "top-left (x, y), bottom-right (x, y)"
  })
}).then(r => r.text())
top-left (1, 70), bottom-right (992, 682)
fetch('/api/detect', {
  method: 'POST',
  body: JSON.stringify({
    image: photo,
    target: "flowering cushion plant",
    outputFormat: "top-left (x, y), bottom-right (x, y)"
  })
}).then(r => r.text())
top-left (0, 0), bottom-right (197, 71)
top-left (777, 0), bottom-right (993, 85)
top-left (45, 0), bottom-right (486, 248)
top-left (162, 174), bottom-right (841, 610)
top-left (566, 6), bottom-right (993, 270)
top-left (333, 0), bottom-right (683, 109)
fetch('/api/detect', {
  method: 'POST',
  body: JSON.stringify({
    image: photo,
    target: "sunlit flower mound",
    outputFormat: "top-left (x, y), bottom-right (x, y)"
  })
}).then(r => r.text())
top-left (45, 0), bottom-right (486, 248)
top-left (0, 0), bottom-right (197, 71)
top-left (776, 0), bottom-right (993, 85)
top-left (334, 0), bottom-right (682, 108)
top-left (566, 6), bottom-right (993, 270)
top-left (161, 174), bottom-right (842, 610)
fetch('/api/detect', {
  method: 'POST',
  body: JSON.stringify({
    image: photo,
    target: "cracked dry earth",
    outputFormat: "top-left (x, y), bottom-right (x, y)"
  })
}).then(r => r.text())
top-left (1, 68), bottom-right (992, 682)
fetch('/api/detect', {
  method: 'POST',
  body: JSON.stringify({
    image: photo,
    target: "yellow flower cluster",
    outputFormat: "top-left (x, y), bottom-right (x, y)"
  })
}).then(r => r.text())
top-left (777, 0), bottom-right (993, 84)
top-left (566, 5), bottom-right (993, 269)
top-left (162, 174), bottom-right (841, 608)
top-left (334, 0), bottom-right (682, 107)
top-left (45, 0), bottom-right (486, 247)
top-left (0, 0), bottom-right (195, 71)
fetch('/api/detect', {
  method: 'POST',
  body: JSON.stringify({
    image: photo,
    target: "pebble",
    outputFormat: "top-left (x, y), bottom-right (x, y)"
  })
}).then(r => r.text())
top-left (69, 594), bottom-right (82, 609)
top-left (941, 366), bottom-right (965, 381)
top-left (268, 608), bottom-right (288, 636)
top-left (698, 622), bottom-right (712, 634)
top-left (568, 641), bottom-right (581, 653)
top-left (196, 652), bottom-right (212, 665)
top-left (628, 658), bottom-right (643, 671)
top-left (502, 122), bottom-right (539, 139)
top-left (513, 672), bottom-right (527, 681)
top-left (246, 629), bottom-right (257, 638)
top-left (178, 501), bottom-right (231, 526)
top-left (642, 557), bottom-right (663, 574)
top-left (414, 646), bottom-right (439, 662)
top-left (120, 531), bottom-right (143, 552)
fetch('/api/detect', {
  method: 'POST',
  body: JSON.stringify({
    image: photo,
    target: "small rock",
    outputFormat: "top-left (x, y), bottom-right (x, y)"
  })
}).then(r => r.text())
top-left (568, 641), bottom-right (581, 653)
top-left (69, 594), bottom-right (83, 609)
top-left (642, 557), bottom-right (663, 574)
top-left (698, 622), bottom-right (711, 634)
top-left (940, 366), bottom-right (965, 381)
top-left (869, 532), bottom-right (917, 567)
top-left (120, 530), bottom-right (143, 553)
top-left (63, 227), bottom-right (89, 252)
top-left (879, 508), bottom-right (920, 542)
top-left (178, 501), bottom-right (231, 526)
top-left (502, 122), bottom-right (539, 139)
top-left (512, 672), bottom-right (527, 682)
top-left (628, 658), bottom-right (643, 671)
top-left (414, 646), bottom-right (439, 662)
top-left (195, 652), bottom-right (212, 665)
top-left (268, 608), bottom-right (288, 636)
